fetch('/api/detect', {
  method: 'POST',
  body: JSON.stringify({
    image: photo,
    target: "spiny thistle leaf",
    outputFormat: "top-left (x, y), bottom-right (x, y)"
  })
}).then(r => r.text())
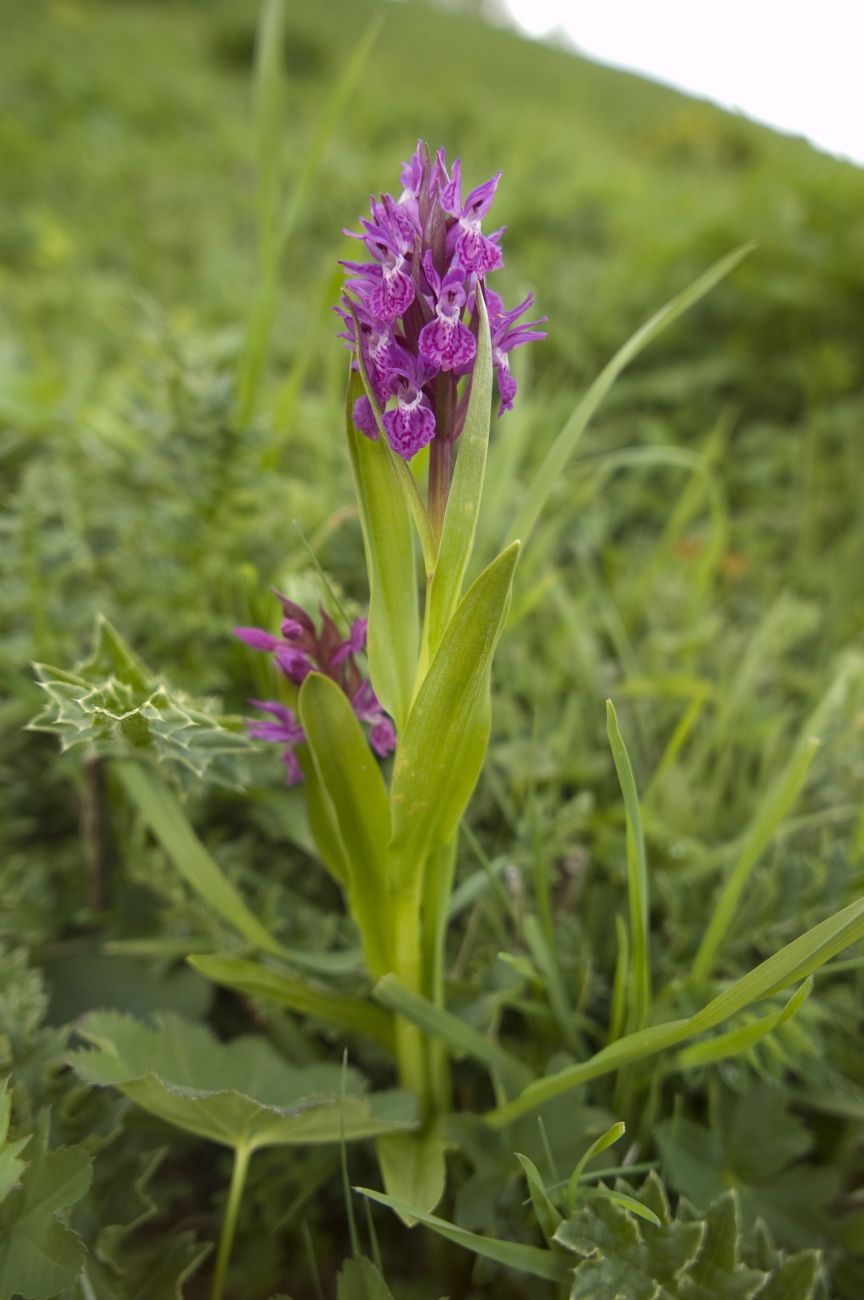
top-left (28, 615), bottom-right (252, 788)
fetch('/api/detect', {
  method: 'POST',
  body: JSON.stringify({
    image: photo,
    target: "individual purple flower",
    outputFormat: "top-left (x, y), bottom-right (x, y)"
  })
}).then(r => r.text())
top-left (338, 141), bottom-right (545, 474)
top-left (235, 602), bottom-right (393, 781)
top-left (418, 256), bottom-right (477, 373)
top-left (382, 348), bottom-right (437, 460)
top-left (245, 700), bottom-right (305, 786)
top-left (352, 681), bottom-right (396, 758)
top-left (486, 288), bottom-right (548, 416)
top-left (440, 158), bottom-right (504, 276)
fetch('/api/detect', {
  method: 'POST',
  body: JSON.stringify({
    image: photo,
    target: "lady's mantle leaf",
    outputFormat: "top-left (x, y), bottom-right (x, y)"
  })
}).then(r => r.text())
top-left (0, 1114), bottom-right (93, 1300)
top-left (69, 1011), bottom-right (415, 1153)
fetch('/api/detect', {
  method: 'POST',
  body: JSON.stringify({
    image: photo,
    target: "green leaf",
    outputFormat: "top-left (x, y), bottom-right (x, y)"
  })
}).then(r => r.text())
top-left (90, 1148), bottom-right (209, 1300)
top-left (515, 1152), bottom-right (563, 1243)
top-left (606, 699), bottom-right (651, 1031)
top-left (372, 973), bottom-right (532, 1096)
top-left (115, 761), bottom-right (284, 959)
top-left (29, 616), bottom-right (252, 789)
top-left (346, 371), bottom-right (419, 734)
top-left (188, 954), bottom-right (395, 1050)
top-left (0, 1080), bottom-right (30, 1206)
top-left (357, 1186), bottom-right (571, 1283)
top-left (692, 737), bottom-right (820, 982)
top-left (337, 1257), bottom-right (396, 1300)
top-left (0, 1115), bottom-right (93, 1300)
top-left (299, 672), bottom-right (392, 976)
top-left (673, 977), bottom-right (813, 1072)
top-left (510, 244), bottom-right (753, 547)
top-left (70, 1011), bottom-right (415, 1153)
top-left (488, 890), bottom-right (864, 1125)
top-left (567, 1121), bottom-right (626, 1213)
top-left (426, 284), bottom-right (493, 653)
top-left (376, 1129), bottom-right (447, 1220)
top-left (388, 542), bottom-right (520, 887)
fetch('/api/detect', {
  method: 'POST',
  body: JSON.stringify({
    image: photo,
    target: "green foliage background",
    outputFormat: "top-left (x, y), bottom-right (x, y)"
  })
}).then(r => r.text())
top-left (2, 0), bottom-right (864, 1296)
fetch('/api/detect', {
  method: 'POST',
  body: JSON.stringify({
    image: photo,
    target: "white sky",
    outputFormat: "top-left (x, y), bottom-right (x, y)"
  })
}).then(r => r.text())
top-left (503, 0), bottom-right (864, 166)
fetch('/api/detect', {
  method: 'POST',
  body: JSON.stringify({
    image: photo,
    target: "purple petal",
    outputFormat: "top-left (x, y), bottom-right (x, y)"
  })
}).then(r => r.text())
top-left (234, 626), bottom-right (281, 652)
top-left (370, 718), bottom-right (396, 757)
top-left (281, 749), bottom-right (304, 785)
top-left (418, 318), bottom-right (476, 372)
top-left (382, 398), bottom-right (436, 460)
top-left (369, 267), bottom-right (415, 322)
top-left (440, 156), bottom-right (462, 216)
top-left (352, 395), bottom-right (379, 441)
top-left (275, 646), bottom-right (312, 683)
top-left (463, 172), bottom-right (501, 221)
top-left (454, 226), bottom-right (503, 276)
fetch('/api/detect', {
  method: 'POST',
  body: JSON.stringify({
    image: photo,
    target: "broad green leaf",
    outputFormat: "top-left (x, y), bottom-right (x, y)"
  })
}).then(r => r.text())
top-left (189, 954), bottom-right (395, 1050)
top-left (388, 542), bottom-right (520, 887)
top-left (510, 244), bottom-right (753, 547)
top-left (299, 673), bottom-right (392, 975)
top-left (487, 891), bottom-right (864, 1126)
top-left (376, 1129), bottom-right (447, 1220)
top-left (515, 1153), bottom-right (563, 1243)
top-left (337, 1256), bottom-right (396, 1300)
top-left (115, 761), bottom-right (284, 959)
top-left (358, 1187), bottom-right (571, 1283)
top-left (0, 1116), bottom-right (92, 1300)
top-left (301, 741), bottom-right (351, 888)
top-left (346, 370), bottom-right (419, 733)
top-left (692, 737), bottom-right (820, 982)
top-left (426, 284), bottom-right (493, 653)
top-left (88, 1148), bottom-right (209, 1300)
top-left (373, 973), bottom-right (532, 1096)
top-left (607, 700), bottom-right (651, 1030)
top-left (71, 1011), bottom-right (415, 1152)
top-left (0, 1080), bottom-right (30, 1205)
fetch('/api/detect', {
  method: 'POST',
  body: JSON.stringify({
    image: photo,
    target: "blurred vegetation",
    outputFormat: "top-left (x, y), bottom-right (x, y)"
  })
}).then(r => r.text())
top-left (2, 0), bottom-right (864, 1296)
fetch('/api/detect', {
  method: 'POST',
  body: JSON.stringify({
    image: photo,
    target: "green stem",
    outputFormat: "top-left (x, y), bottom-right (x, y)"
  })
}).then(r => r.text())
top-left (211, 1143), bottom-right (253, 1300)
top-left (391, 889), bottom-right (429, 1118)
top-left (422, 839), bottom-right (458, 1114)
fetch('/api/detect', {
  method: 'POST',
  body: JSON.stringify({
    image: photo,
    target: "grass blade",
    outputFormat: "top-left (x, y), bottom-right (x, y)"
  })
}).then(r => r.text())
top-left (606, 700), bottom-right (651, 1030)
top-left (510, 244), bottom-right (754, 547)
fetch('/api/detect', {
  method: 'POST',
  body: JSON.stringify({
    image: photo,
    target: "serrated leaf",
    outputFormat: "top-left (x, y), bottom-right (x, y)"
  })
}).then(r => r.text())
top-left (676, 1194), bottom-right (765, 1299)
top-left (337, 1256), bottom-right (396, 1300)
top-left (0, 1080), bottom-right (30, 1206)
top-left (70, 1011), bottom-right (415, 1153)
top-left (0, 1115), bottom-right (93, 1300)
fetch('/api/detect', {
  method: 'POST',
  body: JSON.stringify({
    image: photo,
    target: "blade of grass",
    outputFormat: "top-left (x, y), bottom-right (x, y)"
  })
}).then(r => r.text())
top-left (486, 892), bottom-right (864, 1127)
top-left (509, 244), bottom-right (754, 548)
top-left (691, 736), bottom-right (820, 984)
top-left (606, 700), bottom-right (651, 1030)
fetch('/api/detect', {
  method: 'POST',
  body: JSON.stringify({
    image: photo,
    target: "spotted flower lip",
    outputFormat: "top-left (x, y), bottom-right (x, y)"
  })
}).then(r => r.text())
top-left (234, 604), bottom-right (394, 783)
top-left (338, 141), bottom-right (546, 463)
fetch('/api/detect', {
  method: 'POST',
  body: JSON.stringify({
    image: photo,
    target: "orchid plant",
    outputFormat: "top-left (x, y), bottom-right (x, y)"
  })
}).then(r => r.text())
top-left (234, 143), bottom-right (545, 1135)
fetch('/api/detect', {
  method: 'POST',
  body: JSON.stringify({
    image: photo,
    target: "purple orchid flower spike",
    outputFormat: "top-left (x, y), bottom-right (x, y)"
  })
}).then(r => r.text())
top-left (234, 603), bottom-right (393, 782)
top-left (338, 140), bottom-right (546, 498)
